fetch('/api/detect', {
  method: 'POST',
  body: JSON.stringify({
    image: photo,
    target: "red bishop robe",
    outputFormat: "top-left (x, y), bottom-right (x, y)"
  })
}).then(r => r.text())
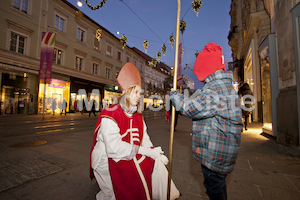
top-left (90, 105), bottom-right (154, 200)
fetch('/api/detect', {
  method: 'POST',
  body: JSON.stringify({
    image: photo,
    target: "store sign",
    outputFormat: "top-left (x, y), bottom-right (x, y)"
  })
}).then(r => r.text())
top-left (39, 32), bottom-right (56, 84)
top-left (0, 63), bottom-right (38, 74)
top-left (48, 84), bottom-right (64, 88)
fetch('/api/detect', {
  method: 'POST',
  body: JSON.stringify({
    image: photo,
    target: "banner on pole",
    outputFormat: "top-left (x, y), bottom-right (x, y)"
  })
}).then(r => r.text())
top-left (39, 32), bottom-right (56, 84)
top-left (177, 42), bottom-right (183, 87)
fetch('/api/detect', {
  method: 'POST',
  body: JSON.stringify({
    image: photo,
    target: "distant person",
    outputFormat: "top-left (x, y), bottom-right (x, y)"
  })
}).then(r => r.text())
top-left (89, 100), bottom-right (97, 117)
top-left (168, 101), bottom-right (181, 131)
top-left (60, 99), bottom-right (67, 115)
top-left (80, 99), bottom-right (85, 115)
top-left (170, 43), bottom-right (243, 200)
top-left (52, 99), bottom-right (57, 115)
top-left (238, 82), bottom-right (253, 130)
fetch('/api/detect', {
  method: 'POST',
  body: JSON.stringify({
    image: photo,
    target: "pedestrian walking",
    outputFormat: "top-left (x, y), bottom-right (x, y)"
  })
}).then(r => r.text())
top-left (168, 101), bottom-right (181, 131)
top-left (52, 99), bottom-right (57, 115)
top-left (238, 82), bottom-right (253, 130)
top-left (60, 99), bottom-right (67, 115)
top-left (79, 99), bottom-right (85, 115)
top-left (170, 42), bottom-right (243, 200)
top-left (89, 100), bottom-right (97, 117)
top-left (90, 62), bottom-right (179, 200)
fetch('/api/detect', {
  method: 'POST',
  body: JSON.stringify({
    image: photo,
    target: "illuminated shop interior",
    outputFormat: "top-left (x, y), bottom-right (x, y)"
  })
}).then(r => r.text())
top-left (38, 79), bottom-right (70, 114)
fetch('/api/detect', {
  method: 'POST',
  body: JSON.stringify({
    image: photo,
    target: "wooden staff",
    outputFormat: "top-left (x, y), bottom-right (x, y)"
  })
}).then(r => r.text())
top-left (167, 0), bottom-right (181, 199)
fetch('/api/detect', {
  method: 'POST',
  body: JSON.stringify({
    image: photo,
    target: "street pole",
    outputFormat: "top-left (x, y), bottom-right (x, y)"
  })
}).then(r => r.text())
top-left (167, 0), bottom-right (180, 199)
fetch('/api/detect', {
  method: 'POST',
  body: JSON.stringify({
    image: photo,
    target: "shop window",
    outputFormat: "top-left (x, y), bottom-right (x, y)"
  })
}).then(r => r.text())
top-left (53, 48), bottom-right (63, 65)
top-left (13, 0), bottom-right (29, 14)
top-left (54, 14), bottom-right (65, 32)
top-left (92, 63), bottom-right (99, 75)
top-left (10, 31), bottom-right (26, 55)
top-left (77, 27), bottom-right (86, 42)
top-left (75, 56), bottom-right (84, 71)
top-left (105, 67), bottom-right (111, 79)
top-left (106, 44), bottom-right (113, 56)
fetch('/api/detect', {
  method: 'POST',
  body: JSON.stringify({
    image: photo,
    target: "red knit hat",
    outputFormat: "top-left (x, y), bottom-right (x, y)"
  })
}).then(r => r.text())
top-left (116, 62), bottom-right (142, 92)
top-left (194, 42), bottom-right (225, 81)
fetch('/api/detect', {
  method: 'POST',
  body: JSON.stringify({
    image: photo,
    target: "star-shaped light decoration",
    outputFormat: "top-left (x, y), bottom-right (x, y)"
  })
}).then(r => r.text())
top-left (157, 52), bottom-right (162, 61)
top-left (169, 34), bottom-right (175, 49)
top-left (180, 20), bottom-right (187, 34)
top-left (143, 40), bottom-right (149, 53)
top-left (192, 0), bottom-right (202, 17)
top-left (120, 34), bottom-right (127, 49)
top-left (162, 44), bottom-right (167, 56)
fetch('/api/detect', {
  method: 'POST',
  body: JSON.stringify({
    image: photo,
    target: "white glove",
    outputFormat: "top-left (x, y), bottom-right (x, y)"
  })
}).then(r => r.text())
top-left (159, 154), bottom-right (169, 165)
top-left (153, 146), bottom-right (164, 154)
top-left (138, 146), bottom-right (164, 160)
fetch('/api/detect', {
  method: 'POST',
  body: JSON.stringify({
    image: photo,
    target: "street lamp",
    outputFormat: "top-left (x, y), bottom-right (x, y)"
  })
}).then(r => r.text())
top-left (77, 0), bottom-right (83, 7)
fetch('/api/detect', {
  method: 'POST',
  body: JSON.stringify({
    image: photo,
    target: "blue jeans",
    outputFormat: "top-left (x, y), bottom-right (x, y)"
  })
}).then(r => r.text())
top-left (201, 164), bottom-right (227, 200)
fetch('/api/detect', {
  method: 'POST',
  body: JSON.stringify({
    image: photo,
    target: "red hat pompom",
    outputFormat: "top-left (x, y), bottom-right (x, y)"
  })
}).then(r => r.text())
top-left (194, 42), bottom-right (225, 81)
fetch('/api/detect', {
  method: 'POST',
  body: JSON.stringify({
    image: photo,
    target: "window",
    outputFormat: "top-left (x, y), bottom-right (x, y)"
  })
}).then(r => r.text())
top-left (134, 60), bottom-right (137, 66)
top-left (126, 56), bottom-right (130, 62)
top-left (94, 37), bottom-right (100, 50)
top-left (105, 67), bottom-right (111, 79)
top-left (116, 71), bottom-right (119, 78)
top-left (92, 63), bottom-right (98, 75)
top-left (13, 0), bottom-right (29, 14)
top-left (53, 48), bottom-right (63, 65)
top-left (75, 56), bottom-right (83, 71)
top-left (106, 44), bottom-right (112, 56)
top-left (55, 15), bottom-right (65, 32)
top-left (77, 27), bottom-right (85, 42)
top-left (117, 51), bottom-right (122, 61)
top-left (10, 31), bottom-right (26, 54)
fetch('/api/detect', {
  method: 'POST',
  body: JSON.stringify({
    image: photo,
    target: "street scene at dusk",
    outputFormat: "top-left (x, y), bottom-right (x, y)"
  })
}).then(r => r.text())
top-left (1, 0), bottom-right (300, 200)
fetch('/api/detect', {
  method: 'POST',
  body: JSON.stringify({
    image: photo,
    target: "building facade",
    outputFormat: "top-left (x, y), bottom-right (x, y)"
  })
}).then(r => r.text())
top-left (131, 47), bottom-right (171, 108)
top-left (182, 74), bottom-right (194, 92)
top-left (0, 0), bottom-right (166, 115)
top-left (228, 0), bottom-right (300, 146)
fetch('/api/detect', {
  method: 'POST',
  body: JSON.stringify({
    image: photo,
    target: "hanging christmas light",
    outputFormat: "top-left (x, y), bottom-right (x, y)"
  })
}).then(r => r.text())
top-left (120, 34), bottom-right (127, 49)
top-left (192, 0), bottom-right (202, 17)
top-left (169, 34), bottom-right (175, 49)
top-left (85, 0), bottom-right (107, 10)
top-left (143, 40), bottom-right (149, 53)
top-left (96, 29), bottom-right (102, 42)
top-left (162, 44), bottom-right (167, 56)
top-left (149, 61), bottom-right (154, 68)
top-left (195, 50), bottom-right (199, 58)
top-left (152, 58), bottom-right (157, 66)
top-left (157, 51), bottom-right (161, 61)
top-left (180, 20), bottom-right (187, 34)
top-left (184, 64), bottom-right (193, 71)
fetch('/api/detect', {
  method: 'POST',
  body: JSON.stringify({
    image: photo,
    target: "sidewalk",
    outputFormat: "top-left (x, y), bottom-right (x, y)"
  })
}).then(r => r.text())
top-left (0, 114), bottom-right (299, 199)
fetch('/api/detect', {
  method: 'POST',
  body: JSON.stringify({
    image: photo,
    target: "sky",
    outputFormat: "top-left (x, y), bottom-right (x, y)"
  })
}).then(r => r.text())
top-left (72, 0), bottom-right (232, 89)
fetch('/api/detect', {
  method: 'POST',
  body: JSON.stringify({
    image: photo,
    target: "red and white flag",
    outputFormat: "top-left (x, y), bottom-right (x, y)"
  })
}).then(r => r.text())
top-left (39, 32), bottom-right (56, 84)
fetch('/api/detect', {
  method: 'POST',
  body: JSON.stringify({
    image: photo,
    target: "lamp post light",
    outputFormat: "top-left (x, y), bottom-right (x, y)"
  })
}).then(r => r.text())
top-left (77, 0), bottom-right (83, 7)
